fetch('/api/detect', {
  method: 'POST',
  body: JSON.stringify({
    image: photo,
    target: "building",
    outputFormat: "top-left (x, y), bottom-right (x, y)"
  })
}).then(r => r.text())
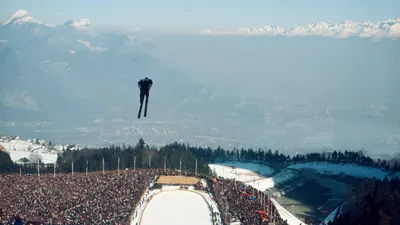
top-left (10, 136), bottom-right (20, 140)
top-left (15, 157), bottom-right (30, 164)
top-left (38, 140), bottom-right (46, 145)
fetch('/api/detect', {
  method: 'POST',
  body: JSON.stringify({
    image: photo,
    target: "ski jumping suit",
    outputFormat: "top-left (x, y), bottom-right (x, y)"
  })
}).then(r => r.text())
top-left (137, 77), bottom-right (153, 118)
top-left (138, 77), bottom-right (153, 104)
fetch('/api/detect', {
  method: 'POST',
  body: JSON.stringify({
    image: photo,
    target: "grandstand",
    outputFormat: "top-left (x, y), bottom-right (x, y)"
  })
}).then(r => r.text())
top-left (0, 167), bottom-right (297, 225)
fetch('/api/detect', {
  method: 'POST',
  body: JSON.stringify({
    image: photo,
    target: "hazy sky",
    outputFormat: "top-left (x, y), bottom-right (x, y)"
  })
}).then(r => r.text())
top-left (1, 0), bottom-right (399, 32)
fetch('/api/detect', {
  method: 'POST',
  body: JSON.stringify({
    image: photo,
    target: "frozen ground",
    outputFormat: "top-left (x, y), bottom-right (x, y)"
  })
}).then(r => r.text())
top-left (288, 162), bottom-right (388, 180)
top-left (140, 190), bottom-right (213, 225)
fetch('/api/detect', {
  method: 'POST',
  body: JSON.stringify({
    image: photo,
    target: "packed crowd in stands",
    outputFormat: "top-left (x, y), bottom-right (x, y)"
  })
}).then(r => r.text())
top-left (0, 169), bottom-right (160, 225)
top-left (326, 176), bottom-right (400, 225)
top-left (211, 177), bottom-right (286, 225)
top-left (0, 166), bottom-right (293, 225)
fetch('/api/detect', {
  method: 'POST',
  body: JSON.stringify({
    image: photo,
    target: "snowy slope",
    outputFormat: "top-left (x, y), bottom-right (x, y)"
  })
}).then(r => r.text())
top-left (201, 18), bottom-right (400, 39)
top-left (320, 205), bottom-right (341, 225)
top-left (63, 19), bottom-right (90, 30)
top-left (140, 190), bottom-right (213, 225)
top-left (209, 162), bottom-right (274, 182)
top-left (1, 140), bottom-right (58, 164)
top-left (1, 9), bottom-right (43, 27)
top-left (209, 162), bottom-right (302, 225)
top-left (5, 150), bottom-right (58, 164)
top-left (270, 198), bottom-right (304, 225)
top-left (288, 162), bottom-right (388, 180)
top-left (244, 169), bottom-right (296, 191)
top-left (1, 140), bottom-right (43, 151)
top-left (209, 162), bottom-right (296, 190)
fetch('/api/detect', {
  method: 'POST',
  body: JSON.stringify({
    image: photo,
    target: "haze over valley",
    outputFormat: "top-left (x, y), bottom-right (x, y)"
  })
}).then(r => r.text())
top-left (1, 9), bottom-right (399, 158)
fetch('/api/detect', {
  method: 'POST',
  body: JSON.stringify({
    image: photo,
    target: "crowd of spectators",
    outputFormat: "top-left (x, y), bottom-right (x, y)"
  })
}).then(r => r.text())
top-left (0, 168), bottom-right (295, 225)
top-left (211, 177), bottom-right (288, 225)
top-left (0, 169), bottom-right (159, 225)
top-left (327, 176), bottom-right (399, 225)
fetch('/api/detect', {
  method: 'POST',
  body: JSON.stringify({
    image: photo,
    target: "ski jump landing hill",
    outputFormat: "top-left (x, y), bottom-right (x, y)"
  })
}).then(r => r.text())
top-left (131, 175), bottom-right (223, 225)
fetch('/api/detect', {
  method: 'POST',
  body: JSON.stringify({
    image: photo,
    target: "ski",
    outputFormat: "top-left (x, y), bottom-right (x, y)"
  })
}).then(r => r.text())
top-left (138, 102), bottom-right (143, 118)
top-left (144, 101), bottom-right (148, 117)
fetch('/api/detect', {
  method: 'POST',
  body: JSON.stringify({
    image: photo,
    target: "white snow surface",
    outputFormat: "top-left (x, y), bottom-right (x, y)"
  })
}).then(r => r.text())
top-left (1, 140), bottom-right (58, 164)
top-left (76, 39), bottom-right (107, 52)
top-left (320, 205), bottom-right (341, 225)
top-left (5, 150), bottom-right (58, 164)
top-left (209, 162), bottom-right (274, 182)
top-left (1, 9), bottom-right (43, 27)
top-left (132, 181), bottom-right (222, 225)
top-left (270, 198), bottom-right (304, 225)
top-left (140, 190), bottom-right (213, 225)
top-left (201, 18), bottom-right (400, 39)
top-left (245, 169), bottom-right (296, 190)
top-left (209, 162), bottom-right (302, 225)
top-left (209, 162), bottom-right (296, 190)
top-left (63, 19), bottom-right (90, 30)
top-left (288, 162), bottom-right (388, 180)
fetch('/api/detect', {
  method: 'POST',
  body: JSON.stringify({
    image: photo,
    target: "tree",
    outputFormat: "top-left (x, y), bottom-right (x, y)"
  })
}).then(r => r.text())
top-left (0, 151), bottom-right (15, 172)
top-left (48, 141), bottom-right (53, 147)
top-left (332, 151), bottom-right (338, 161)
top-left (29, 152), bottom-right (42, 164)
top-left (35, 138), bottom-right (40, 145)
top-left (137, 138), bottom-right (145, 149)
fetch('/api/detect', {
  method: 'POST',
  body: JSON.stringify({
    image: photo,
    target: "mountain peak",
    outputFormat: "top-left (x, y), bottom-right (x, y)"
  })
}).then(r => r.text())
top-left (1, 9), bottom-right (42, 27)
top-left (11, 9), bottom-right (29, 18)
top-left (63, 19), bottom-right (91, 30)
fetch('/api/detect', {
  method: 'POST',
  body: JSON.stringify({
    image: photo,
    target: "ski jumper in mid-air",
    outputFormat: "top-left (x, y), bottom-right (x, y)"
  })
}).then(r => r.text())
top-left (137, 77), bottom-right (153, 118)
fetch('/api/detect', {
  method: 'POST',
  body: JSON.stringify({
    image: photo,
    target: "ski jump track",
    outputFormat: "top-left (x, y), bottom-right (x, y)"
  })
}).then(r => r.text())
top-left (138, 189), bottom-right (217, 225)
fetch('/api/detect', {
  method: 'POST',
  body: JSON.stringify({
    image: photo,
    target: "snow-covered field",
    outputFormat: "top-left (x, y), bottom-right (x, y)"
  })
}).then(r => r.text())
top-left (288, 162), bottom-right (388, 180)
top-left (1, 140), bottom-right (59, 164)
top-left (6, 150), bottom-right (58, 164)
top-left (140, 190), bottom-right (213, 225)
top-left (209, 162), bottom-right (274, 182)
top-left (1, 140), bottom-right (45, 152)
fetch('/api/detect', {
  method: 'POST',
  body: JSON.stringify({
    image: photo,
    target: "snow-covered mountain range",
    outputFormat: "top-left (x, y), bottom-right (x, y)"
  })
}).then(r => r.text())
top-left (1, 9), bottom-right (399, 156)
top-left (1, 9), bottom-right (90, 30)
top-left (201, 18), bottom-right (400, 39)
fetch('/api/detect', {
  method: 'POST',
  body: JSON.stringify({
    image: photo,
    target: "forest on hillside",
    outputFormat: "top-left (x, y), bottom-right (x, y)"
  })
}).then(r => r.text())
top-left (1, 138), bottom-right (399, 174)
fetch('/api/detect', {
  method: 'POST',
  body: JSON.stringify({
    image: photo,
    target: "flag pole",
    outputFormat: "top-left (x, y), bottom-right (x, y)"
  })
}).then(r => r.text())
top-left (134, 156), bottom-right (136, 171)
top-left (102, 158), bottom-right (105, 175)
